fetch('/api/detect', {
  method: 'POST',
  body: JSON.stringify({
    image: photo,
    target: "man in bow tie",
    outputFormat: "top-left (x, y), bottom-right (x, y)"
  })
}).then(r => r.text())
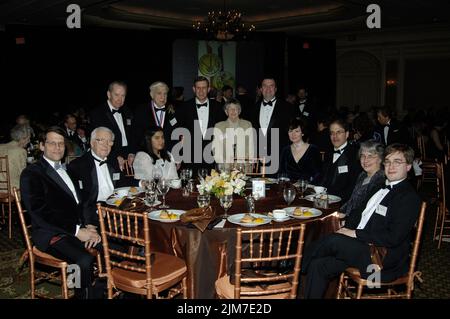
top-left (89, 81), bottom-right (135, 173)
top-left (302, 143), bottom-right (421, 298)
top-left (133, 81), bottom-right (179, 153)
top-left (63, 114), bottom-right (89, 155)
top-left (20, 126), bottom-right (102, 299)
top-left (177, 76), bottom-right (226, 175)
top-left (376, 107), bottom-right (413, 147)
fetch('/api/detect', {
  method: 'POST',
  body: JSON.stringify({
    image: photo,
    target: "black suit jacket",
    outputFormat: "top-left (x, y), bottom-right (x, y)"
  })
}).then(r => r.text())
top-left (133, 101), bottom-right (179, 152)
top-left (89, 103), bottom-right (135, 159)
top-left (178, 98), bottom-right (226, 168)
top-left (376, 119), bottom-right (413, 147)
top-left (67, 152), bottom-right (137, 228)
top-left (20, 157), bottom-right (83, 251)
top-left (355, 179), bottom-right (421, 281)
top-left (320, 144), bottom-right (362, 202)
top-left (251, 99), bottom-right (293, 160)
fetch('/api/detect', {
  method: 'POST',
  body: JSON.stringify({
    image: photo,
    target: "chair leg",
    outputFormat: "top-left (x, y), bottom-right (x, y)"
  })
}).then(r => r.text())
top-left (8, 201), bottom-right (12, 239)
top-left (182, 277), bottom-right (188, 299)
top-left (30, 261), bottom-right (36, 299)
top-left (356, 284), bottom-right (363, 299)
top-left (434, 205), bottom-right (441, 241)
top-left (61, 266), bottom-right (69, 299)
top-left (336, 273), bottom-right (344, 299)
top-left (438, 207), bottom-right (446, 249)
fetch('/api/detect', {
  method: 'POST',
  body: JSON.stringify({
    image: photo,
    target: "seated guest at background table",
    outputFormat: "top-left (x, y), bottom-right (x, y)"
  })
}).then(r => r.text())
top-left (20, 126), bottom-right (102, 299)
top-left (352, 112), bottom-right (382, 147)
top-left (133, 126), bottom-right (178, 181)
top-left (309, 116), bottom-right (333, 154)
top-left (319, 118), bottom-right (361, 202)
top-left (212, 99), bottom-right (254, 167)
top-left (67, 127), bottom-right (138, 229)
top-left (340, 140), bottom-right (385, 229)
top-left (279, 118), bottom-right (322, 183)
top-left (63, 114), bottom-right (89, 155)
top-left (0, 124), bottom-right (30, 193)
top-left (302, 144), bottom-right (421, 298)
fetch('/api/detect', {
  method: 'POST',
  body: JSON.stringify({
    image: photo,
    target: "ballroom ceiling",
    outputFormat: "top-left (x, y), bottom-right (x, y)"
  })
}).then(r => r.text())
top-left (1, 0), bottom-right (449, 36)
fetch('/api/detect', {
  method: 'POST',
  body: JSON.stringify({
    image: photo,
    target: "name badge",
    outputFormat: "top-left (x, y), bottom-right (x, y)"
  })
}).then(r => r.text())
top-left (170, 118), bottom-right (177, 126)
top-left (338, 165), bottom-right (348, 174)
top-left (126, 119), bottom-right (132, 126)
top-left (78, 180), bottom-right (83, 189)
top-left (376, 205), bottom-right (388, 216)
top-left (303, 111), bottom-right (309, 117)
top-left (113, 173), bottom-right (120, 181)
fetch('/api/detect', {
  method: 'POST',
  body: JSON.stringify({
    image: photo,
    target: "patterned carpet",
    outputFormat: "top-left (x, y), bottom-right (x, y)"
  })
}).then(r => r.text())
top-left (0, 199), bottom-right (449, 299)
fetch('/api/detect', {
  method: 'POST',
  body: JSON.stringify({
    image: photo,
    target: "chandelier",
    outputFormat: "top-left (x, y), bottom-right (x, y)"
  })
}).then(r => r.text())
top-left (193, 2), bottom-right (255, 40)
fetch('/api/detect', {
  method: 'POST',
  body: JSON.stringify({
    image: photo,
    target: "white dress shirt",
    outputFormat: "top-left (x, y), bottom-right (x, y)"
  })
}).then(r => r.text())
top-left (91, 151), bottom-right (114, 202)
top-left (333, 142), bottom-right (348, 163)
top-left (259, 99), bottom-right (276, 135)
top-left (384, 120), bottom-right (391, 144)
top-left (356, 178), bottom-right (405, 229)
top-left (107, 100), bottom-right (128, 147)
top-left (196, 98), bottom-right (210, 138)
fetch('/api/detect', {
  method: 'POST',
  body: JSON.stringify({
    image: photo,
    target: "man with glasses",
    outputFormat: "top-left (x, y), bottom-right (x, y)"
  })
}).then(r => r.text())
top-left (67, 127), bottom-right (140, 230)
top-left (20, 126), bottom-right (102, 299)
top-left (302, 143), bottom-right (421, 298)
top-left (319, 118), bottom-right (361, 202)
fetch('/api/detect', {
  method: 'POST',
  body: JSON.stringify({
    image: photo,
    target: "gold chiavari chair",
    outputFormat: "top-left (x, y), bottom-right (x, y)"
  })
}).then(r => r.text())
top-left (433, 162), bottom-right (449, 248)
top-left (234, 157), bottom-right (266, 177)
top-left (0, 155), bottom-right (15, 239)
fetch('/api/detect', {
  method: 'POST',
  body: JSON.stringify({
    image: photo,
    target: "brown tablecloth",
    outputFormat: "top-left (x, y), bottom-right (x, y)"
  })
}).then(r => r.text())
top-left (147, 186), bottom-right (341, 298)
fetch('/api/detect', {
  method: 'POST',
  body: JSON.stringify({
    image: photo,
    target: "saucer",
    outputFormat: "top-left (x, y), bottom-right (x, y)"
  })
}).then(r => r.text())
top-left (273, 216), bottom-right (290, 222)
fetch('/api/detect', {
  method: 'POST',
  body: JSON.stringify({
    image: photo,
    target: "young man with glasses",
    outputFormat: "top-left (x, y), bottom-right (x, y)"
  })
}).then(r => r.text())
top-left (302, 143), bottom-right (421, 298)
top-left (20, 126), bottom-right (102, 299)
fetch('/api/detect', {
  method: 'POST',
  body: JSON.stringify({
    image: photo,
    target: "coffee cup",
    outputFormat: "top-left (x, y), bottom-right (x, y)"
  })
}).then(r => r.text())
top-left (272, 209), bottom-right (287, 220)
top-left (313, 186), bottom-right (327, 194)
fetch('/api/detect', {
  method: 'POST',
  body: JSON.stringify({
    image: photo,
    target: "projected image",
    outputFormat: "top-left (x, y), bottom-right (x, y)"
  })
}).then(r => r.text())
top-left (198, 41), bottom-right (236, 90)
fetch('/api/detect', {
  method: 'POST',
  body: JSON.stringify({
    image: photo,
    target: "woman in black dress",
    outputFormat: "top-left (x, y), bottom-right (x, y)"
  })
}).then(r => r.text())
top-left (279, 118), bottom-right (322, 183)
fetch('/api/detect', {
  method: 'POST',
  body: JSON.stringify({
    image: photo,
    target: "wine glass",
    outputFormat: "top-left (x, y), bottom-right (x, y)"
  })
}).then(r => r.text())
top-left (298, 179), bottom-right (308, 198)
top-left (283, 186), bottom-right (296, 206)
top-left (157, 179), bottom-right (170, 208)
top-left (278, 173), bottom-right (290, 192)
top-left (198, 168), bottom-right (208, 181)
top-left (180, 169), bottom-right (189, 188)
top-left (219, 194), bottom-right (233, 218)
top-left (152, 166), bottom-right (163, 185)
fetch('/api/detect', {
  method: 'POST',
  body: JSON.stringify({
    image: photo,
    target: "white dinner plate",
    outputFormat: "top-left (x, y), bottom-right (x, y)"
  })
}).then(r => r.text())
top-left (284, 207), bottom-right (323, 219)
top-left (148, 209), bottom-right (186, 223)
top-left (304, 194), bottom-right (342, 204)
top-left (113, 186), bottom-right (144, 197)
top-left (106, 196), bottom-right (127, 207)
top-left (227, 213), bottom-right (271, 227)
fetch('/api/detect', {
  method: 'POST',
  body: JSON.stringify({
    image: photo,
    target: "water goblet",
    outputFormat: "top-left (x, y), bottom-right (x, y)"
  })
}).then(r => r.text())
top-left (157, 179), bottom-right (170, 208)
top-left (197, 194), bottom-right (211, 208)
top-left (152, 166), bottom-right (163, 185)
top-left (219, 194), bottom-right (233, 218)
top-left (298, 179), bottom-right (308, 198)
top-left (198, 168), bottom-right (208, 181)
top-left (283, 186), bottom-right (296, 206)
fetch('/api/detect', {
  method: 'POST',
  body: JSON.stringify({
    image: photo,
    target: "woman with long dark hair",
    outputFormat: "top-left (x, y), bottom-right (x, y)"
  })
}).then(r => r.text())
top-left (133, 126), bottom-right (178, 180)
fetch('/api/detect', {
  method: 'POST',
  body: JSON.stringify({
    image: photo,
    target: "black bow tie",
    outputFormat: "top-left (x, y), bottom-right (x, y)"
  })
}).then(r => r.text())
top-left (111, 108), bottom-right (122, 115)
top-left (384, 123), bottom-right (390, 127)
top-left (263, 99), bottom-right (275, 107)
top-left (93, 157), bottom-right (107, 166)
top-left (333, 149), bottom-right (342, 154)
top-left (382, 184), bottom-right (392, 190)
top-left (196, 102), bottom-right (207, 109)
top-left (155, 107), bottom-right (165, 112)
top-left (54, 163), bottom-right (66, 171)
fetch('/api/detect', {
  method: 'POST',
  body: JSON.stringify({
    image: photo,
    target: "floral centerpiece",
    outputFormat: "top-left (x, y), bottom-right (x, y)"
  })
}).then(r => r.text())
top-left (197, 169), bottom-right (246, 198)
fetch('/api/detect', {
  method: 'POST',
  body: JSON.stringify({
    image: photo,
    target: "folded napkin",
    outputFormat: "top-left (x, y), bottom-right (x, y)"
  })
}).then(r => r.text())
top-left (118, 197), bottom-right (148, 212)
top-left (181, 206), bottom-right (215, 232)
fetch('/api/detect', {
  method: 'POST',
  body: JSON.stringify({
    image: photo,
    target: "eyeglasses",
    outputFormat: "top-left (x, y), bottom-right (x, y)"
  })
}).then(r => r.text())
top-left (94, 138), bottom-right (114, 146)
top-left (360, 154), bottom-right (379, 161)
top-left (45, 141), bottom-right (65, 148)
top-left (383, 160), bottom-right (407, 167)
top-left (329, 130), bottom-right (346, 136)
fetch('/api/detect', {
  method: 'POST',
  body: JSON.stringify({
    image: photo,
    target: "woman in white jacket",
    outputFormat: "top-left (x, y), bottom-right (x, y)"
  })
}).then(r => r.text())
top-left (133, 126), bottom-right (178, 181)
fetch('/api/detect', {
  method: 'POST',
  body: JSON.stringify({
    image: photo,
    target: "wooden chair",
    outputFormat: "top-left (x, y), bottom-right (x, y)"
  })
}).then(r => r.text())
top-left (124, 161), bottom-right (135, 177)
top-left (336, 201), bottom-right (427, 299)
top-left (215, 224), bottom-right (306, 299)
top-left (234, 157), bottom-right (266, 177)
top-left (416, 136), bottom-right (426, 161)
top-left (0, 155), bottom-right (15, 239)
top-left (97, 204), bottom-right (187, 299)
top-left (433, 162), bottom-right (449, 248)
top-left (13, 187), bottom-right (71, 299)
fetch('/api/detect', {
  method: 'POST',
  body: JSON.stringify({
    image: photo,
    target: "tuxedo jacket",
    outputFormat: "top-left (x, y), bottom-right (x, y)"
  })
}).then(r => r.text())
top-left (251, 99), bottom-right (293, 159)
top-left (355, 179), bottom-right (421, 281)
top-left (68, 133), bottom-right (89, 153)
top-left (376, 119), bottom-right (413, 147)
top-left (177, 98), bottom-right (226, 167)
top-left (320, 144), bottom-right (361, 202)
top-left (20, 157), bottom-right (83, 251)
top-left (133, 101), bottom-right (179, 152)
top-left (89, 103), bottom-right (135, 159)
top-left (294, 98), bottom-right (316, 123)
top-left (67, 152), bottom-right (137, 228)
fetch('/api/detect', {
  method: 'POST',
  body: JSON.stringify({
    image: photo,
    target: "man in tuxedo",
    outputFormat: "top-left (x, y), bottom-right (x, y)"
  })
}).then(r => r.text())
top-left (235, 84), bottom-right (254, 122)
top-left (376, 107), bottom-right (413, 147)
top-left (177, 76), bottom-right (226, 174)
top-left (67, 127), bottom-right (137, 229)
top-left (133, 81), bottom-right (179, 153)
top-left (20, 126), bottom-right (102, 299)
top-left (251, 77), bottom-right (293, 175)
top-left (63, 114), bottom-right (89, 154)
top-left (89, 81), bottom-right (135, 172)
top-left (320, 118), bottom-right (361, 202)
top-left (302, 143), bottom-right (421, 298)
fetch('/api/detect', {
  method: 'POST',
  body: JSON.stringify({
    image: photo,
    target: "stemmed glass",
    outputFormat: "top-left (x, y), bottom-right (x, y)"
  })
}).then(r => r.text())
top-left (298, 179), bottom-right (308, 199)
top-left (180, 169), bottom-right (189, 188)
top-left (152, 166), bottom-right (163, 185)
top-left (219, 194), bottom-right (233, 218)
top-left (283, 186), bottom-right (296, 206)
top-left (198, 168), bottom-right (208, 181)
top-left (144, 180), bottom-right (157, 208)
top-left (157, 179), bottom-right (170, 208)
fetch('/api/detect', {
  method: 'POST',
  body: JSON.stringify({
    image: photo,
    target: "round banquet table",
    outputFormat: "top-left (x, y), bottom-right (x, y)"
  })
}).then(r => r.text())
top-left (144, 185), bottom-right (341, 299)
